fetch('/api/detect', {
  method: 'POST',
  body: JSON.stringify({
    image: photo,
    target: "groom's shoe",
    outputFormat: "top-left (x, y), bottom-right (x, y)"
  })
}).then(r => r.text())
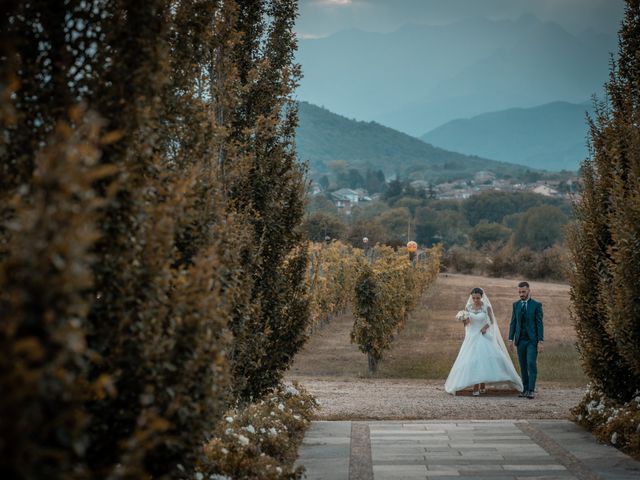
top-left (526, 392), bottom-right (535, 399)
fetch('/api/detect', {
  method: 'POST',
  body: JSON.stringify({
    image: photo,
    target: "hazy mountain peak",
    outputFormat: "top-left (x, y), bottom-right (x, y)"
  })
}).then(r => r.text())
top-left (420, 100), bottom-right (593, 171)
top-left (513, 12), bottom-right (539, 27)
top-left (295, 14), bottom-right (613, 135)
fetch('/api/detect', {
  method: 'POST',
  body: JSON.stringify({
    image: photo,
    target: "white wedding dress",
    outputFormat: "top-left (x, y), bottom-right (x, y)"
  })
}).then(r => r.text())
top-left (444, 303), bottom-right (523, 394)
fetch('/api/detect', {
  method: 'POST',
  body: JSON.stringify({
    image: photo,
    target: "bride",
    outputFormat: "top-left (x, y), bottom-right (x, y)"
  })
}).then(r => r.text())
top-left (444, 287), bottom-right (523, 395)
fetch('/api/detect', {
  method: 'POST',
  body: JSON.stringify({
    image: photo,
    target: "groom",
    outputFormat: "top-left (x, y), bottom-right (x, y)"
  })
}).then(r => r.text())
top-left (508, 281), bottom-right (544, 399)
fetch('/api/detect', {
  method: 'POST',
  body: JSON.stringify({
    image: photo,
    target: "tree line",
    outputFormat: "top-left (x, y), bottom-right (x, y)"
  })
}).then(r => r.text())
top-left (0, 1), bottom-right (309, 478)
top-left (305, 189), bottom-right (571, 281)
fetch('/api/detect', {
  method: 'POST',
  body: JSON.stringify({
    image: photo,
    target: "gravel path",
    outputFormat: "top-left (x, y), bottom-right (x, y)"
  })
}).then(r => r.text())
top-left (290, 377), bottom-right (585, 421)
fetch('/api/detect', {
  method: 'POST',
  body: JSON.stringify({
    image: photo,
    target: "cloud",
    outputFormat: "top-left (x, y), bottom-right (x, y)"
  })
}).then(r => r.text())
top-left (296, 32), bottom-right (327, 40)
top-left (314, 0), bottom-right (354, 6)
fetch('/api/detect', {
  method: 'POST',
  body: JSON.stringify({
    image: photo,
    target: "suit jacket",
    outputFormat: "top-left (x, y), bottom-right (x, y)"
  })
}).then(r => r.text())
top-left (508, 298), bottom-right (544, 346)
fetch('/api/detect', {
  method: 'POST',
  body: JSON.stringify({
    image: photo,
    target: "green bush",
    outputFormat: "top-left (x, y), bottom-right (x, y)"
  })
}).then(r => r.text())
top-left (486, 244), bottom-right (567, 281)
top-left (513, 205), bottom-right (568, 251)
top-left (203, 383), bottom-right (318, 479)
top-left (470, 222), bottom-right (512, 249)
top-left (572, 386), bottom-right (640, 460)
top-left (442, 246), bottom-right (482, 274)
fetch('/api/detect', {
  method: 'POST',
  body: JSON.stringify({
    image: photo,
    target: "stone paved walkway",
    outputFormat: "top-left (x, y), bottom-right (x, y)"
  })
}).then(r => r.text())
top-left (296, 420), bottom-right (640, 480)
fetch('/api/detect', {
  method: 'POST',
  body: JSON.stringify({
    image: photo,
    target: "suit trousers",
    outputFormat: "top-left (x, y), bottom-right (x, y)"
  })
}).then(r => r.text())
top-left (517, 339), bottom-right (538, 392)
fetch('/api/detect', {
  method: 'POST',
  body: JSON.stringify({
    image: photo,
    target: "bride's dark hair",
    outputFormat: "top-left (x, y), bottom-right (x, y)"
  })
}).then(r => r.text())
top-left (470, 287), bottom-right (484, 296)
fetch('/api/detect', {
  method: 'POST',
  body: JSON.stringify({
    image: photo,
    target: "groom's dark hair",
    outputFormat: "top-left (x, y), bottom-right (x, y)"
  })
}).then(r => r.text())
top-left (518, 281), bottom-right (530, 288)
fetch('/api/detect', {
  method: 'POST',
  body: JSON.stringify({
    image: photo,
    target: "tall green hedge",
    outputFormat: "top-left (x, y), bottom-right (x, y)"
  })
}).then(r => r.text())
top-left (568, 0), bottom-right (640, 403)
top-left (0, 1), bottom-right (309, 477)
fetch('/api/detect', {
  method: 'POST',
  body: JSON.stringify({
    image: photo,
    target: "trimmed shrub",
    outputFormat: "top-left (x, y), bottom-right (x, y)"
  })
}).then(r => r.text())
top-left (351, 245), bottom-right (441, 373)
top-left (203, 383), bottom-right (318, 479)
top-left (572, 386), bottom-right (640, 460)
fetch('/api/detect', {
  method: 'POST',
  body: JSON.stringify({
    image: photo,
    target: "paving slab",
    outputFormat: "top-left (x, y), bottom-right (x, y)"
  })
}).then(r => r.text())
top-left (296, 420), bottom-right (640, 480)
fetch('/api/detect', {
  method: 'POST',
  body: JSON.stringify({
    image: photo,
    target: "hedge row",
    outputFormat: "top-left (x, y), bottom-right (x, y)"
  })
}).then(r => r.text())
top-left (0, 1), bottom-right (311, 478)
top-left (351, 245), bottom-right (442, 373)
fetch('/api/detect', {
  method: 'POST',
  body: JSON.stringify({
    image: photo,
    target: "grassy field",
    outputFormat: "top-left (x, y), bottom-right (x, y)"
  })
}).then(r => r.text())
top-left (290, 273), bottom-right (587, 386)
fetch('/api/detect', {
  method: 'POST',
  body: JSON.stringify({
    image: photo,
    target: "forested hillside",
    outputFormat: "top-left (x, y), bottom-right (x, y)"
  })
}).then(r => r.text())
top-left (296, 102), bottom-right (535, 182)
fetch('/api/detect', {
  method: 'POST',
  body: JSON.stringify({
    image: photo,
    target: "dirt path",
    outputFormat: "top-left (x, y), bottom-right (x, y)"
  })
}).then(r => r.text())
top-left (289, 377), bottom-right (585, 420)
top-left (288, 273), bottom-right (586, 420)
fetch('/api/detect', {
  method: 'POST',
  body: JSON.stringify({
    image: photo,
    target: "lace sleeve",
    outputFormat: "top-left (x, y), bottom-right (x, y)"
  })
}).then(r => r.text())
top-left (486, 305), bottom-right (494, 324)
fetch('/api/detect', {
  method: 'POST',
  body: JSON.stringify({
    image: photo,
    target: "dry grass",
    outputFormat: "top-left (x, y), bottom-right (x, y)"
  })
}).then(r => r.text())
top-left (291, 273), bottom-right (587, 386)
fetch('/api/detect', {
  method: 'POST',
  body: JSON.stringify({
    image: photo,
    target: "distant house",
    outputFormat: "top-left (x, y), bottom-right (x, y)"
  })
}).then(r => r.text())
top-left (352, 188), bottom-right (372, 202)
top-left (531, 184), bottom-right (560, 197)
top-left (330, 188), bottom-right (371, 214)
top-left (474, 171), bottom-right (495, 183)
top-left (410, 180), bottom-right (430, 191)
top-left (308, 183), bottom-right (323, 196)
top-left (331, 188), bottom-right (361, 203)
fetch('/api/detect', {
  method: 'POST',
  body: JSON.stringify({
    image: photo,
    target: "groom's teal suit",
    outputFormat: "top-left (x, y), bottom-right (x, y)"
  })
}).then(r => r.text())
top-left (508, 298), bottom-right (543, 394)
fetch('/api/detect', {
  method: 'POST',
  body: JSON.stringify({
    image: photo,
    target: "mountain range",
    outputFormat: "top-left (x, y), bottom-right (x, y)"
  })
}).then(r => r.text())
top-left (296, 15), bottom-right (615, 136)
top-left (421, 101), bottom-right (594, 171)
top-left (296, 101), bottom-right (535, 182)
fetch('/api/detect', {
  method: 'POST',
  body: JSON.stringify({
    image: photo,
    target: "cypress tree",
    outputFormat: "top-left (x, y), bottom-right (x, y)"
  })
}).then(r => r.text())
top-left (226, 0), bottom-right (310, 402)
top-left (600, 0), bottom-right (640, 382)
top-left (568, 0), bottom-right (640, 402)
top-left (1, 2), bottom-right (239, 476)
top-left (1, 0), bottom-right (311, 475)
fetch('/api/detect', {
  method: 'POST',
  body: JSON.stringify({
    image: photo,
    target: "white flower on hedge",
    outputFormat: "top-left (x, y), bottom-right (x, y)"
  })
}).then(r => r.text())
top-left (285, 385), bottom-right (300, 396)
top-left (209, 475), bottom-right (231, 480)
top-left (611, 432), bottom-right (618, 444)
top-left (270, 411), bottom-right (276, 416)
top-left (260, 427), bottom-right (266, 434)
top-left (195, 473), bottom-right (204, 480)
top-left (269, 427), bottom-right (278, 436)
top-left (225, 416), bottom-right (234, 423)
top-left (276, 467), bottom-right (283, 474)
top-left (221, 448), bottom-right (229, 455)
top-left (225, 428), bottom-right (232, 435)
top-left (278, 403), bottom-right (285, 411)
top-left (244, 425), bottom-right (256, 434)
top-left (293, 414), bottom-right (301, 420)
top-left (237, 434), bottom-right (250, 446)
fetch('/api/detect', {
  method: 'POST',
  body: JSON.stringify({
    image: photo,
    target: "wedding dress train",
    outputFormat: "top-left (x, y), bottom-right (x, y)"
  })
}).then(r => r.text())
top-left (444, 307), bottom-right (523, 394)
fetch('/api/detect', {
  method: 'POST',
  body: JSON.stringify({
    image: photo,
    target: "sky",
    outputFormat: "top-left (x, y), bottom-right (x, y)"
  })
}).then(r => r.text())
top-left (296, 0), bottom-right (625, 39)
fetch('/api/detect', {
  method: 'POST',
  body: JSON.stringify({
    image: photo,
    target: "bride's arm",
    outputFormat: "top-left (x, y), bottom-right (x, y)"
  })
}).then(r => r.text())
top-left (481, 306), bottom-right (493, 334)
